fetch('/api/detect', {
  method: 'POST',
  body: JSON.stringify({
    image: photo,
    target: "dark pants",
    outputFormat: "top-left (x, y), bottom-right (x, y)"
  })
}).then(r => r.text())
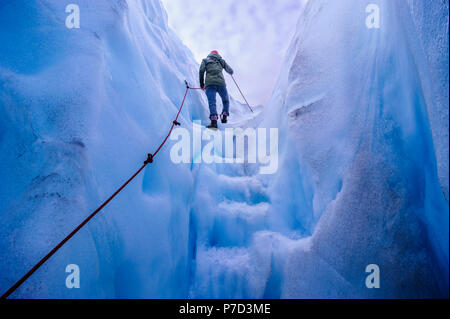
top-left (206, 85), bottom-right (229, 119)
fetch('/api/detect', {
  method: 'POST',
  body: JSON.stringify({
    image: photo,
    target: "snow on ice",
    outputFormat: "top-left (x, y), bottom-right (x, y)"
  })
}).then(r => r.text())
top-left (0, 0), bottom-right (448, 298)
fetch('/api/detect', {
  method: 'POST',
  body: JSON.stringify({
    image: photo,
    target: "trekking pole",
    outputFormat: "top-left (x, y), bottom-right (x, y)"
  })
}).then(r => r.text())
top-left (231, 74), bottom-right (254, 113)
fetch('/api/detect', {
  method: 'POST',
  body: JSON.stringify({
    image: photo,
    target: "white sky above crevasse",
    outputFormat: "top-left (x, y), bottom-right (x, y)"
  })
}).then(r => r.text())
top-left (160, 0), bottom-right (306, 106)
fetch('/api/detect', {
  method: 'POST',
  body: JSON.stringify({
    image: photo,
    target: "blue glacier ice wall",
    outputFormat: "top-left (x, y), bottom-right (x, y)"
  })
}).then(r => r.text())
top-left (0, 0), bottom-right (448, 299)
top-left (0, 0), bottom-right (208, 298)
top-left (261, 0), bottom-right (449, 297)
top-left (406, 0), bottom-right (449, 202)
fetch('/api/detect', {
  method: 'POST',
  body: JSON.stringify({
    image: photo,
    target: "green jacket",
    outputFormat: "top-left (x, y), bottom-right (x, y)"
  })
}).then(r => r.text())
top-left (199, 52), bottom-right (234, 87)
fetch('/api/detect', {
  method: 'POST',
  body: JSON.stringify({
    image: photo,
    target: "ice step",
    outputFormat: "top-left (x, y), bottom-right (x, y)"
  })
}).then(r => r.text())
top-left (215, 174), bottom-right (270, 205)
top-left (213, 160), bottom-right (262, 178)
top-left (189, 245), bottom-right (256, 298)
top-left (208, 201), bottom-right (269, 247)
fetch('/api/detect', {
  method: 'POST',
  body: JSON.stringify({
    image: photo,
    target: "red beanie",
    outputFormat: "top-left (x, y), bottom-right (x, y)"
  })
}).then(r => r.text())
top-left (210, 50), bottom-right (219, 54)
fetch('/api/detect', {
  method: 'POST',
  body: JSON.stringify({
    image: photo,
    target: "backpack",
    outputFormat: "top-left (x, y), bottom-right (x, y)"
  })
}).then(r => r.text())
top-left (204, 57), bottom-right (224, 75)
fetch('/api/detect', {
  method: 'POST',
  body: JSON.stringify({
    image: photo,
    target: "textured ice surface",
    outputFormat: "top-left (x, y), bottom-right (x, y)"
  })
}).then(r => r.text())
top-left (0, 0), bottom-right (448, 298)
top-left (262, 0), bottom-right (449, 298)
top-left (0, 0), bottom-right (207, 298)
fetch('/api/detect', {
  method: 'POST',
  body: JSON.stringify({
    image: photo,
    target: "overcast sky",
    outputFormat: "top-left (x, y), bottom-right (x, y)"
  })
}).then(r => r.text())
top-left (160, 0), bottom-right (306, 106)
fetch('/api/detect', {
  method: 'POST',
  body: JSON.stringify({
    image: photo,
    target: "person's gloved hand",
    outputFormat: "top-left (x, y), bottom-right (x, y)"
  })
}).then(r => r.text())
top-left (200, 84), bottom-right (205, 91)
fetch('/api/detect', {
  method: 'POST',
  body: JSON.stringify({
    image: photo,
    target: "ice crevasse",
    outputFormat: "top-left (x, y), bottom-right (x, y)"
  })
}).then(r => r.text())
top-left (0, 0), bottom-right (448, 298)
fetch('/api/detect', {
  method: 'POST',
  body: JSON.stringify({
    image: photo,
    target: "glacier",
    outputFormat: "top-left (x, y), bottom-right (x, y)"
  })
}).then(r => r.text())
top-left (0, 0), bottom-right (448, 299)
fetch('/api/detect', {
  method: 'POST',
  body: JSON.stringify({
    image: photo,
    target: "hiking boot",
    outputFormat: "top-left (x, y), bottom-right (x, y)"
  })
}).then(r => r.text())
top-left (220, 113), bottom-right (228, 123)
top-left (207, 119), bottom-right (218, 129)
